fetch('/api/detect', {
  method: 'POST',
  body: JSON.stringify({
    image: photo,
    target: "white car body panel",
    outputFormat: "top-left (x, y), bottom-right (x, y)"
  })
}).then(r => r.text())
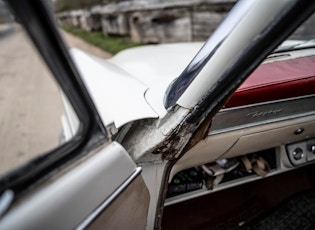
top-left (71, 39), bottom-right (312, 126)
top-left (0, 142), bottom-right (138, 230)
top-left (109, 43), bottom-right (203, 117)
top-left (109, 43), bottom-right (203, 88)
top-left (70, 48), bottom-right (158, 128)
top-left (71, 44), bottom-right (204, 128)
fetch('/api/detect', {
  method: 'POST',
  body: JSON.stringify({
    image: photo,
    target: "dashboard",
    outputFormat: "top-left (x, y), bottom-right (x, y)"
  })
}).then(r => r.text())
top-left (166, 52), bottom-right (315, 205)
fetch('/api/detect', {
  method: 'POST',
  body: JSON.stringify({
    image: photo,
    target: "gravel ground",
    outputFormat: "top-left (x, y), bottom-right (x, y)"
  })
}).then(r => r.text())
top-left (0, 24), bottom-right (111, 176)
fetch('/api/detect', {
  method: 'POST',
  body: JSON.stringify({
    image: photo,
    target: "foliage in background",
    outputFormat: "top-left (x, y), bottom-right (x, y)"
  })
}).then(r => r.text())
top-left (63, 26), bottom-right (145, 54)
top-left (55, 0), bottom-right (102, 12)
top-left (55, 0), bottom-right (126, 12)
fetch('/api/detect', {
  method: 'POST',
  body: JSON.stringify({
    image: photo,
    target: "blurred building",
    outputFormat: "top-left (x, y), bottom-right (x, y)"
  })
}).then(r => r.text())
top-left (57, 0), bottom-right (236, 43)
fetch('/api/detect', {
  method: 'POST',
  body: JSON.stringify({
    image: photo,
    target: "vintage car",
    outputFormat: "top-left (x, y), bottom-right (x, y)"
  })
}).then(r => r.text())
top-left (1, 0), bottom-right (315, 229)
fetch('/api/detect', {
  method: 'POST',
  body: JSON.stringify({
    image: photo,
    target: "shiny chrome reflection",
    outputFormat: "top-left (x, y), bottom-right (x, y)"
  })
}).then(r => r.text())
top-left (163, 0), bottom-right (255, 109)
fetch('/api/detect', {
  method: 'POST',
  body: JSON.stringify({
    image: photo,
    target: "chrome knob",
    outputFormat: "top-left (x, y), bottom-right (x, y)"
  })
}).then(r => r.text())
top-left (292, 148), bottom-right (304, 161)
top-left (294, 128), bottom-right (304, 135)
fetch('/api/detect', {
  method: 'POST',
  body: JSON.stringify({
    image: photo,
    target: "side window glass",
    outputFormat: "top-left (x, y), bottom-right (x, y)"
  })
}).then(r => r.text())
top-left (288, 12), bottom-right (315, 40)
top-left (0, 2), bottom-right (79, 177)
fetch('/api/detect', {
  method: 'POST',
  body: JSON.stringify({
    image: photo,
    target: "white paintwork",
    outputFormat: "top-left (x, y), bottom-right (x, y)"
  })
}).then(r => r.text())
top-left (140, 161), bottom-right (167, 230)
top-left (70, 48), bottom-right (158, 128)
top-left (109, 43), bottom-right (203, 87)
top-left (107, 40), bottom-right (309, 118)
top-left (177, 0), bottom-right (292, 108)
top-left (109, 43), bottom-right (203, 117)
top-left (145, 80), bottom-right (172, 117)
top-left (70, 37), bottom-right (312, 128)
top-left (0, 142), bottom-right (137, 230)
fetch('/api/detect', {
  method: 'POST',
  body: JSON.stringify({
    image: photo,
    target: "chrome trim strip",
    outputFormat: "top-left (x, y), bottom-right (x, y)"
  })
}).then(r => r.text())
top-left (75, 167), bottom-right (142, 230)
top-left (163, 0), bottom-right (255, 109)
top-left (0, 190), bottom-right (14, 218)
top-left (210, 95), bottom-right (315, 135)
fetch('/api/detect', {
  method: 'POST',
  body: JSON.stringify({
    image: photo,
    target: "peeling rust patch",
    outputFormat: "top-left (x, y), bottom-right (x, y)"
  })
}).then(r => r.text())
top-left (184, 114), bottom-right (213, 152)
top-left (152, 129), bottom-right (180, 157)
top-left (152, 112), bottom-right (213, 161)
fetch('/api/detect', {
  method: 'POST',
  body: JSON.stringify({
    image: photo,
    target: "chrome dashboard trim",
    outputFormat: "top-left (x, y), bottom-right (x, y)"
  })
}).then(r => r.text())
top-left (210, 95), bottom-right (315, 135)
top-left (75, 167), bottom-right (142, 230)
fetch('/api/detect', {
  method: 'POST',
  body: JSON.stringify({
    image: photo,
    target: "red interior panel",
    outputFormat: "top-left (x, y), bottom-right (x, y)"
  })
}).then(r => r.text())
top-left (225, 55), bottom-right (315, 108)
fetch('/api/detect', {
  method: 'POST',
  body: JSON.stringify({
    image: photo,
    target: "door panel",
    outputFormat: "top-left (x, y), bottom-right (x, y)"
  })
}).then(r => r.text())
top-left (0, 142), bottom-right (149, 229)
top-left (86, 175), bottom-right (149, 230)
top-left (1, 1), bottom-right (151, 229)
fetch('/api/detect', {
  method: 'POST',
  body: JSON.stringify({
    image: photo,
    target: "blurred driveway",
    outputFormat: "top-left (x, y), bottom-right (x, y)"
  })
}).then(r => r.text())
top-left (0, 24), bottom-right (110, 176)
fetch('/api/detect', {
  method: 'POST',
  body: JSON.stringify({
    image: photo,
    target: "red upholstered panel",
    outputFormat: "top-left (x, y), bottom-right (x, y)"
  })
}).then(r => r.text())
top-left (225, 55), bottom-right (315, 108)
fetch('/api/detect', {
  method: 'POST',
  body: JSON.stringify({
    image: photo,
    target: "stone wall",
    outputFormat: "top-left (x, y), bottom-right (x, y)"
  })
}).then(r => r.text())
top-left (57, 0), bottom-right (236, 43)
top-left (128, 8), bottom-right (192, 43)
